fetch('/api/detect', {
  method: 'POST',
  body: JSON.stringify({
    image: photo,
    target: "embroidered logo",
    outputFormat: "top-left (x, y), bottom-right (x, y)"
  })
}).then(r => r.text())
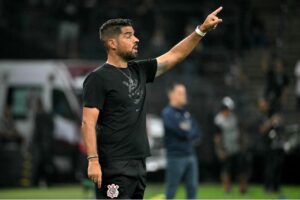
top-left (107, 184), bottom-right (119, 199)
top-left (122, 79), bottom-right (144, 105)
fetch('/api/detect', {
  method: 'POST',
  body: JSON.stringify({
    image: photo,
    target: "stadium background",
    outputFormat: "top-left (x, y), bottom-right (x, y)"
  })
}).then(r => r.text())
top-left (0, 0), bottom-right (300, 199)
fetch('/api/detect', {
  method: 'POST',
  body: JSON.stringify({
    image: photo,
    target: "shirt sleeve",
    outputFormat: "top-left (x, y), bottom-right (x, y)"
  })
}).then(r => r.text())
top-left (82, 72), bottom-right (106, 110)
top-left (136, 58), bottom-right (157, 83)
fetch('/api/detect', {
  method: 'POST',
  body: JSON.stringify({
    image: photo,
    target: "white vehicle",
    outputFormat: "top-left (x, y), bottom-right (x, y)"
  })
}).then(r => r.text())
top-left (0, 60), bottom-right (80, 143)
top-left (0, 60), bottom-right (82, 182)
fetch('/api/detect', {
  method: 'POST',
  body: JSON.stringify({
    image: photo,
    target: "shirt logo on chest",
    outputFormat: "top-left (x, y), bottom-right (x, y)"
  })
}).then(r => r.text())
top-left (122, 79), bottom-right (144, 105)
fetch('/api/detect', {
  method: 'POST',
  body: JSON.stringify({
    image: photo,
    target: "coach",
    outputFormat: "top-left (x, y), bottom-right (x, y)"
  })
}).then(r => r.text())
top-left (81, 7), bottom-right (223, 199)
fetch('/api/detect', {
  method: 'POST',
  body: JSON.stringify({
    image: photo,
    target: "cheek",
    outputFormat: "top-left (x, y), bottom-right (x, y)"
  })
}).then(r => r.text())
top-left (119, 40), bottom-right (131, 50)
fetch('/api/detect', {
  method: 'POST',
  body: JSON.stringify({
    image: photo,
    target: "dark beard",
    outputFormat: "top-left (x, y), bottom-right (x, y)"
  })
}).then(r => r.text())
top-left (119, 51), bottom-right (138, 61)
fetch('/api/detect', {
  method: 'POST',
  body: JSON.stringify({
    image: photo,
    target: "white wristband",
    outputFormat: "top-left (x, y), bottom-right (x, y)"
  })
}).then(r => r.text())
top-left (195, 26), bottom-right (206, 37)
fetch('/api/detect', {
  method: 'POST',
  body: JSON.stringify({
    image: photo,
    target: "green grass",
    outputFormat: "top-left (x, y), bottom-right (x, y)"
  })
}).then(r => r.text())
top-left (0, 183), bottom-right (299, 199)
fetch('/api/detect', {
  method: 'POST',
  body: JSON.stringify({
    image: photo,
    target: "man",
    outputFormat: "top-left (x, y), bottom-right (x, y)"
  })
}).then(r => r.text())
top-left (257, 98), bottom-right (284, 193)
top-left (294, 60), bottom-right (300, 109)
top-left (32, 98), bottom-right (54, 186)
top-left (81, 6), bottom-right (223, 199)
top-left (162, 83), bottom-right (200, 199)
top-left (213, 97), bottom-right (247, 193)
top-left (264, 58), bottom-right (289, 115)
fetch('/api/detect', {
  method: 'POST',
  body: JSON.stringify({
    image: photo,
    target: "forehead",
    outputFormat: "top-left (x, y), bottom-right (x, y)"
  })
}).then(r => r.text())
top-left (120, 26), bottom-right (134, 34)
top-left (173, 85), bottom-right (186, 93)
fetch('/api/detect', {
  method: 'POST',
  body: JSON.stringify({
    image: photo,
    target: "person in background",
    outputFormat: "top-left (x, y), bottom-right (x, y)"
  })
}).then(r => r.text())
top-left (0, 106), bottom-right (23, 145)
top-left (264, 58), bottom-right (289, 115)
top-left (294, 60), bottom-right (300, 110)
top-left (213, 97), bottom-right (247, 194)
top-left (257, 98), bottom-right (284, 193)
top-left (57, 0), bottom-right (80, 58)
top-left (32, 98), bottom-right (54, 186)
top-left (162, 83), bottom-right (201, 199)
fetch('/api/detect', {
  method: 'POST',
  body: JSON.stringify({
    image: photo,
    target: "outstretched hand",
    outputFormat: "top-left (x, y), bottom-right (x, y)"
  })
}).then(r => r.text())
top-left (199, 6), bottom-right (223, 33)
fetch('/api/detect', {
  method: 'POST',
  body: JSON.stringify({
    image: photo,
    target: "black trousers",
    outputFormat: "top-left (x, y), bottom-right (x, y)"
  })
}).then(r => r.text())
top-left (264, 149), bottom-right (284, 192)
top-left (95, 159), bottom-right (147, 199)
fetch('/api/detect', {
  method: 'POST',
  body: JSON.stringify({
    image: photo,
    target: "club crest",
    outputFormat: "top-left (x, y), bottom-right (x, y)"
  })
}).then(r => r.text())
top-left (107, 184), bottom-right (119, 199)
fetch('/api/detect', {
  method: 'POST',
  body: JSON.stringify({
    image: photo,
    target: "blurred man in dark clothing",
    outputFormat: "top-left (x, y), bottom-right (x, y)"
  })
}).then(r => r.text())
top-left (264, 58), bottom-right (289, 115)
top-left (57, 0), bottom-right (80, 58)
top-left (257, 98), bottom-right (285, 193)
top-left (32, 99), bottom-right (54, 186)
top-left (162, 83), bottom-right (200, 199)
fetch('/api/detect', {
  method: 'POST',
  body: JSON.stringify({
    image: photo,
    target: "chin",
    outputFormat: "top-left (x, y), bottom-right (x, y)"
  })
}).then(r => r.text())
top-left (122, 52), bottom-right (138, 61)
top-left (132, 51), bottom-right (138, 58)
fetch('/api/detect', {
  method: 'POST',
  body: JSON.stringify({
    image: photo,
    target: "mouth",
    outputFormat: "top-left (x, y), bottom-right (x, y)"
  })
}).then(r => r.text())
top-left (133, 45), bottom-right (138, 51)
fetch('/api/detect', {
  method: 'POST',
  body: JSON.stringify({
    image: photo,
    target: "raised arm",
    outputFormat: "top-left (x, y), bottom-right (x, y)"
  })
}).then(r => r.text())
top-left (81, 107), bottom-right (102, 188)
top-left (156, 6), bottom-right (223, 77)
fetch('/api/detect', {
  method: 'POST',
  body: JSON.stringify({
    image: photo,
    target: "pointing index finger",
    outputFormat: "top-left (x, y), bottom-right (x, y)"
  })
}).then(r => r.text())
top-left (212, 6), bottom-right (223, 15)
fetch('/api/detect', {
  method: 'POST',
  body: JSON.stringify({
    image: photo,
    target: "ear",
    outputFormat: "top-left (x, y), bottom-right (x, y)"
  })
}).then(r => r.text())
top-left (107, 38), bottom-right (117, 50)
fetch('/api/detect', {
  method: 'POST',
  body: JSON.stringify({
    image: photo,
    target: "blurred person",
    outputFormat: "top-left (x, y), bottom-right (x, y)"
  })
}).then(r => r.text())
top-left (57, 0), bottom-right (80, 58)
top-left (32, 98), bottom-right (54, 186)
top-left (81, 7), bottom-right (223, 199)
top-left (225, 58), bottom-right (248, 91)
top-left (294, 60), bottom-right (300, 109)
top-left (264, 58), bottom-right (289, 115)
top-left (0, 106), bottom-right (22, 145)
top-left (213, 97), bottom-right (247, 193)
top-left (257, 98), bottom-right (285, 193)
top-left (162, 83), bottom-right (200, 199)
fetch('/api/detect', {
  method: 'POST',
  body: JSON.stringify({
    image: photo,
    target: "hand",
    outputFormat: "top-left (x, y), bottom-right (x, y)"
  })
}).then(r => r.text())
top-left (179, 121), bottom-right (191, 131)
top-left (199, 6), bottom-right (223, 33)
top-left (218, 150), bottom-right (226, 161)
top-left (88, 159), bottom-right (102, 189)
top-left (271, 114), bottom-right (282, 126)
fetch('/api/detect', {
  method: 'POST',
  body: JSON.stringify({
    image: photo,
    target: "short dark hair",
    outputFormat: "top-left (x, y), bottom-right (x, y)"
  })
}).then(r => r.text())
top-left (99, 18), bottom-right (133, 42)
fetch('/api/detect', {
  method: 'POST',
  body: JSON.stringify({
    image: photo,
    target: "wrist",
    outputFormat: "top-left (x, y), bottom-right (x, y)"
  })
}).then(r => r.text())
top-left (87, 154), bottom-right (98, 161)
top-left (88, 157), bottom-right (99, 162)
top-left (195, 25), bottom-right (207, 37)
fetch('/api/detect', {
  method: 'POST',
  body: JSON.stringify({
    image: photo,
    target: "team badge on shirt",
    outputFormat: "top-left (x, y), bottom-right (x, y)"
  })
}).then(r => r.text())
top-left (107, 184), bottom-right (119, 198)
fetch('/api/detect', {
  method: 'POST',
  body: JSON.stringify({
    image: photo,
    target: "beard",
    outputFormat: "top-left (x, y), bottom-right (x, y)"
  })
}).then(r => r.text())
top-left (118, 49), bottom-right (138, 61)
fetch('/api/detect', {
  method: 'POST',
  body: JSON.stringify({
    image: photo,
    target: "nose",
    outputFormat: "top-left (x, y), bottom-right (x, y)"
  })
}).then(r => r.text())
top-left (134, 35), bottom-right (139, 43)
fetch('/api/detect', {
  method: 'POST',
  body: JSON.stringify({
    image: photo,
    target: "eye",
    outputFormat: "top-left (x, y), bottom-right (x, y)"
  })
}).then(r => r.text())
top-left (124, 33), bottom-right (133, 38)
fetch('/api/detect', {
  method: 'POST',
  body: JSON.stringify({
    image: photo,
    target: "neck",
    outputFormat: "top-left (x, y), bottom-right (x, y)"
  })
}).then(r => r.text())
top-left (106, 52), bottom-right (128, 68)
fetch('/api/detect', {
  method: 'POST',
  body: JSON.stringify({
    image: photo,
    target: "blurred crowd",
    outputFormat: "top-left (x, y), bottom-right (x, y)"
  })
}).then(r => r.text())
top-left (0, 0), bottom-right (270, 60)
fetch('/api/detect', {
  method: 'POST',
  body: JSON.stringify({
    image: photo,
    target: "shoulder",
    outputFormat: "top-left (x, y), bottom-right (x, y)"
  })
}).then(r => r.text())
top-left (84, 64), bottom-right (110, 84)
top-left (93, 63), bottom-right (112, 76)
top-left (130, 58), bottom-right (157, 68)
top-left (162, 106), bottom-right (173, 116)
top-left (214, 113), bottom-right (223, 125)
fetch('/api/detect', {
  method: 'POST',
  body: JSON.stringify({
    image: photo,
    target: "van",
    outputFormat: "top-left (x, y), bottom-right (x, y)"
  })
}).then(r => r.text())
top-left (0, 60), bottom-right (81, 186)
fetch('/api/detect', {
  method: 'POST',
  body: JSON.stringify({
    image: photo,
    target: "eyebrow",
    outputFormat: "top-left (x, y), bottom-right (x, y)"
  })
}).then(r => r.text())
top-left (123, 32), bottom-right (134, 36)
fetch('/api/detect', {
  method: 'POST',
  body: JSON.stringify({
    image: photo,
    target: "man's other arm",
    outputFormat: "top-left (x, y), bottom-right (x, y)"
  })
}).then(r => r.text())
top-left (81, 107), bottom-right (102, 188)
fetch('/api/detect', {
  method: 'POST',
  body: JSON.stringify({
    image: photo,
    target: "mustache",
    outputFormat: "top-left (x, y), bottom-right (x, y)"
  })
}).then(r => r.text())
top-left (133, 43), bottom-right (139, 49)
